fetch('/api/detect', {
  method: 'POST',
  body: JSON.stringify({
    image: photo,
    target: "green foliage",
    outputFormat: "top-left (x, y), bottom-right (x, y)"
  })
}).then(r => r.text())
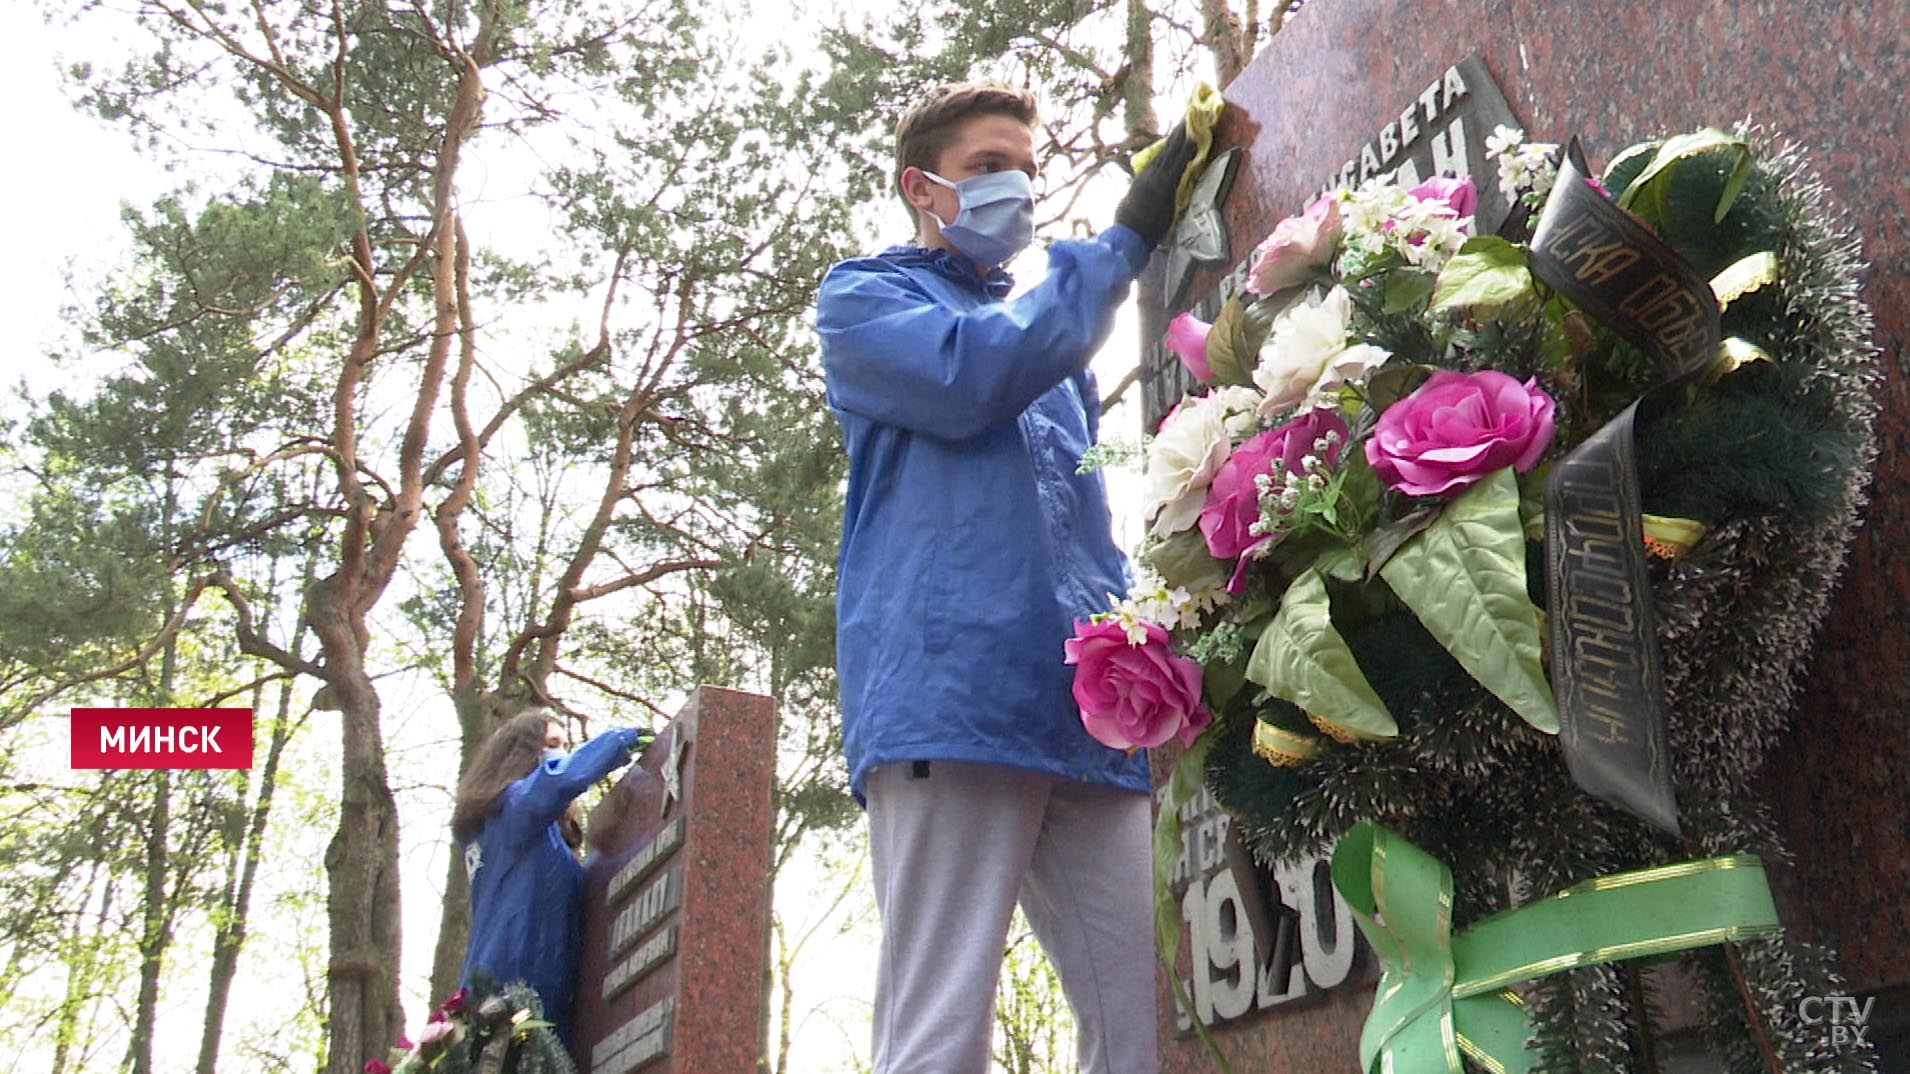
top-left (992, 915), bottom-right (1077, 1074)
top-left (1638, 361), bottom-right (1863, 525)
top-left (1377, 468), bottom-right (1557, 734)
top-left (1246, 564), bottom-right (1398, 740)
top-left (1204, 294), bottom-right (1275, 388)
top-left (1429, 235), bottom-right (1533, 312)
top-left (0, 485), bottom-right (170, 675)
top-left (1608, 134), bottom-right (1783, 282)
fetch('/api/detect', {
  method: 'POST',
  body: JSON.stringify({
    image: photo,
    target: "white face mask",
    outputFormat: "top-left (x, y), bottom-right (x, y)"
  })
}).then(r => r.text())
top-left (921, 168), bottom-right (1036, 266)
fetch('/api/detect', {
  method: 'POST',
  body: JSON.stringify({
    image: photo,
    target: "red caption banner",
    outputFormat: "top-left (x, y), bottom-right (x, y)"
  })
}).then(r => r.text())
top-left (71, 708), bottom-right (255, 770)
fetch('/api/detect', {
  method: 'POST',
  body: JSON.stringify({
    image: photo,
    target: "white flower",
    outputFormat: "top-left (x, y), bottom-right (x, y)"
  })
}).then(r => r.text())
top-left (1176, 574), bottom-right (1231, 621)
top-left (1339, 182), bottom-right (1408, 250)
top-left (1121, 570), bottom-right (1226, 633)
top-left (1402, 214), bottom-right (1470, 271)
top-left (1485, 124), bottom-right (1525, 160)
top-left (1522, 146), bottom-right (1559, 203)
top-left (1112, 603), bottom-right (1151, 645)
top-left (1254, 287), bottom-right (1393, 418)
top-left (1141, 392), bottom-right (1233, 538)
top-left (1212, 385), bottom-right (1265, 438)
top-left (1494, 135), bottom-right (1561, 207)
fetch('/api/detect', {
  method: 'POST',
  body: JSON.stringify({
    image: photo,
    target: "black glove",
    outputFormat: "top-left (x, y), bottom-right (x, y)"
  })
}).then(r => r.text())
top-left (1113, 122), bottom-right (1199, 251)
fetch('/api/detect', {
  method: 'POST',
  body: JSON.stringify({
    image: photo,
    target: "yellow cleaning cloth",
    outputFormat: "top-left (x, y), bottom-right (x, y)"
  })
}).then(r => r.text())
top-left (1131, 82), bottom-right (1227, 216)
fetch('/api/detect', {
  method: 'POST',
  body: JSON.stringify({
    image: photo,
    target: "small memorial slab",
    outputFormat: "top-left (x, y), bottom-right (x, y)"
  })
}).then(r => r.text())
top-left (573, 686), bottom-right (774, 1074)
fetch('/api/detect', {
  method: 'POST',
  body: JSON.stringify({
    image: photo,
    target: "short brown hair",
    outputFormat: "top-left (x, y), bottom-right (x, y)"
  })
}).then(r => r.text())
top-left (894, 82), bottom-right (1038, 218)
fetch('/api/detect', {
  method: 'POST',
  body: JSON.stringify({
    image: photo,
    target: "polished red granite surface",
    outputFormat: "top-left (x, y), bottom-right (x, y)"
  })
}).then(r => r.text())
top-left (1154, 1), bottom-right (1908, 1069)
top-left (574, 687), bottom-right (775, 1074)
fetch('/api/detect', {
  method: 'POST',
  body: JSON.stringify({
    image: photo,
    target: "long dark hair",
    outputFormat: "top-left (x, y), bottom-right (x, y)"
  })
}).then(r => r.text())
top-left (451, 709), bottom-right (583, 848)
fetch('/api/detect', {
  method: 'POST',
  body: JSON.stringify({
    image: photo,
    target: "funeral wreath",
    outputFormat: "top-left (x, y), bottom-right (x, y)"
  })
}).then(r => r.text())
top-left (1071, 123), bottom-right (1882, 1073)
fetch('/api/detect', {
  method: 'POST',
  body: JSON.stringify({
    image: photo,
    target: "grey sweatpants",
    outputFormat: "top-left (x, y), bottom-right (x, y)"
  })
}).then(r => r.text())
top-left (866, 760), bottom-right (1159, 1074)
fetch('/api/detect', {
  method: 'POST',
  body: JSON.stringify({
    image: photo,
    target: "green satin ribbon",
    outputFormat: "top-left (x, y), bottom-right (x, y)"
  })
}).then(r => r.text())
top-left (1330, 822), bottom-right (1781, 1074)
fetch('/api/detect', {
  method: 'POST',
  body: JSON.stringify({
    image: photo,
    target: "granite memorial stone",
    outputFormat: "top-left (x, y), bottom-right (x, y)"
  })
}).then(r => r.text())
top-left (572, 687), bottom-right (775, 1074)
top-left (1141, 3), bottom-right (1910, 1070)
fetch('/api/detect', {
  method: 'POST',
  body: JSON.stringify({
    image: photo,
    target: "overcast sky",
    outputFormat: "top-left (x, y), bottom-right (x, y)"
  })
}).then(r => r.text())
top-left (5, 8), bottom-right (154, 380)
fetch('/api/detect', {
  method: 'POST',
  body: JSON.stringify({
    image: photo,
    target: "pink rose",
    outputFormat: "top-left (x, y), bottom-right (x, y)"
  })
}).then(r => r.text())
top-left (417, 1020), bottom-right (455, 1046)
top-left (1065, 619), bottom-right (1213, 750)
top-left (1407, 174), bottom-right (1478, 220)
top-left (437, 987), bottom-right (468, 1017)
top-left (1246, 196), bottom-right (1342, 296)
top-left (1163, 311), bottom-right (1214, 382)
top-left (1199, 407), bottom-right (1349, 562)
top-left (1366, 370), bottom-right (1556, 497)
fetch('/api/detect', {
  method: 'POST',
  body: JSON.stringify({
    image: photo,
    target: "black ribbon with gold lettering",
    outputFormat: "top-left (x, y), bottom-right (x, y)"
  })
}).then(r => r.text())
top-left (1528, 140), bottom-right (1721, 835)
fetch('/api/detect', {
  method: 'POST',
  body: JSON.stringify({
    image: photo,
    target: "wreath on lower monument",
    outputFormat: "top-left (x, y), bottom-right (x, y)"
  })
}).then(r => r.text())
top-left (367, 977), bottom-right (577, 1074)
top-left (1066, 124), bottom-right (1882, 1073)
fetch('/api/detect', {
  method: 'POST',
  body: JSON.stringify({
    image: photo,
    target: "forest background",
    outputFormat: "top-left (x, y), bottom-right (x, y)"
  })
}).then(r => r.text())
top-left (0, 0), bottom-right (1301, 1071)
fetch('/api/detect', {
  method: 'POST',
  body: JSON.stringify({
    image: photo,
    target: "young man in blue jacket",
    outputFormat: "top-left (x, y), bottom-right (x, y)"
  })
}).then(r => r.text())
top-left (816, 82), bottom-right (1194, 1074)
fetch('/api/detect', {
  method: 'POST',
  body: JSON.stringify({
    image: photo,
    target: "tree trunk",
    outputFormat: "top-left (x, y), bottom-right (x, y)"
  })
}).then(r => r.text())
top-left (123, 770), bottom-right (171, 1074)
top-left (313, 590), bottom-right (405, 1074)
top-left (426, 840), bottom-right (473, 1008)
top-left (1199, 0), bottom-right (1252, 87)
top-left (196, 678), bottom-right (299, 1074)
top-left (127, 541), bottom-right (183, 1074)
top-left (427, 683), bottom-right (490, 1004)
top-left (312, 19), bottom-right (486, 1067)
top-left (771, 914), bottom-right (792, 1074)
top-left (1123, 0), bottom-right (1158, 139)
top-left (50, 860), bottom-right (110, 1074)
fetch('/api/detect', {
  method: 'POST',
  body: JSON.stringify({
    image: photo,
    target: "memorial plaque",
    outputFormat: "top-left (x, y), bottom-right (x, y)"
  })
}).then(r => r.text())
top-left (1155, 781), bottom-right (1367, 1037)
top-left (1145, 55), bottom-right (1520, 430)
top-left (1142, 2), bottom-right (1910, 1069)
top-left (573, 686), bottom-right (775, 1074)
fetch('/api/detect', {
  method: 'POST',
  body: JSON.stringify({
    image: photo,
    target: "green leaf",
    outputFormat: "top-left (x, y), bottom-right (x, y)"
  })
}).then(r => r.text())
top-left (1614, 128), bottom-right (1751, 227)
top-left (1153, 732), bottom-right (1216, 1011)
top-left (1382, 269), bottom-right (1437, 314)
top-left (1315, 545), bottom-right (1364, 583)
top-left (1378, 468), bottom-right (1559, 733)
top-left (1244, 565), bottom-right (1398, 740)
top-left (1519, 467), bottom-right (1548, 541)
top-left (1601, 140), bottom-right (1662, 199)
top-left (1430, 236), bottom-right (1533, 312)
top-left (1363, 504), bottom-right (1440, 581)
top-left (1710, 336), bottom-right (1774, 381)
top-left (1204, 294), bottom-right (1276, 388)
top-left (1146, 527), bottom-right (1226, 591)
top-left (1203, 653), bottom-right (1248, 709)
top-left (1361, 363), bottom-right (1436, 415)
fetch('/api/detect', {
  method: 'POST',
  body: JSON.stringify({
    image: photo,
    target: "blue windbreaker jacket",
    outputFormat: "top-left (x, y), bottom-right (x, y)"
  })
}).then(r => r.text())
top-left (460, 726), bottom-right (644, 1044)
top-left (817, 225), bottom-right (1152, 802)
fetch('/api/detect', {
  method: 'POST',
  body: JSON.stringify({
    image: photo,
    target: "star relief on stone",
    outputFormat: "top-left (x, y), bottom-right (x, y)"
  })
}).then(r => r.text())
top-left (661, 727), bottom-right (689, 818)
top-left (1162, 147), bottom-right (1244, 310)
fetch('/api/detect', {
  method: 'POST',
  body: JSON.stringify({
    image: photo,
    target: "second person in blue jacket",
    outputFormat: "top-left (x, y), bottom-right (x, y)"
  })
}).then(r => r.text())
top-left (451, 710), bottom-right (650, 1050)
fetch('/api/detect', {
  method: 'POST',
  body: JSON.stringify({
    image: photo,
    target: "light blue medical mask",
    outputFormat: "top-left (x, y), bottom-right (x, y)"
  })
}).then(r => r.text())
top-left (922, 168), bottom-right (1036, 266)
top-left (541, 747), bottom-right (568, 766)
